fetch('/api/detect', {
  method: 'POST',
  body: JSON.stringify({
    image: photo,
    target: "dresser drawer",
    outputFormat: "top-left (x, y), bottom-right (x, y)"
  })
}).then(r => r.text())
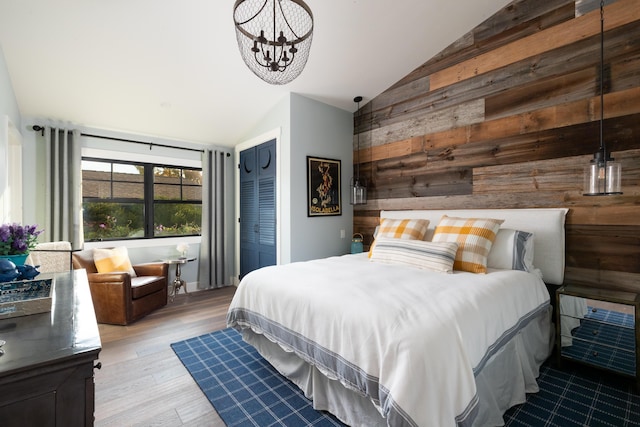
top-left (561, 335), bottom-right (636, 376)
top-left (560, 315), bottom-right (636, 352)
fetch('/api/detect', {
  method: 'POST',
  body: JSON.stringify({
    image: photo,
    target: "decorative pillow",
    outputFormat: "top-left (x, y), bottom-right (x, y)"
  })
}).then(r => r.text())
top-left (370, 237), bottom-right (458, 273)
top-left (93, 246), bottom-right (137, 277)
top-left (369, 218), bottom-right (430, 257)
top-left (487, 229), bottom-right (535, 272)
top-left (432, 215), bottom-right (504, 273)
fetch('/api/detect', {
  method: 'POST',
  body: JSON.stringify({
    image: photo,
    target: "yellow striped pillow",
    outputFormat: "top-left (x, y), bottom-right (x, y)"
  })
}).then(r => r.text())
top-left (93, 247), bottom-right (137, 277)
top-left (369, 218), bottom-right (430, 257)
top-left (432, 215), bottom-right (504, 273)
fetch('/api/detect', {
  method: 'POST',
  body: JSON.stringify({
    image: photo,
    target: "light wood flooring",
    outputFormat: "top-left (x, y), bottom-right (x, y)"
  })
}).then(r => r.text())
top-left (94, 286), bottom-right (236, 427)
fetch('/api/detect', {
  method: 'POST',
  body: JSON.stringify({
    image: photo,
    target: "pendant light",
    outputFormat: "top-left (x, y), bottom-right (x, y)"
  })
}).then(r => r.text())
top-left (583, 0), bottom-right (622, 196)
top-left (350, 96), bottom-right (367, 205)
top-left (233, 0), bottom-right (314, 85)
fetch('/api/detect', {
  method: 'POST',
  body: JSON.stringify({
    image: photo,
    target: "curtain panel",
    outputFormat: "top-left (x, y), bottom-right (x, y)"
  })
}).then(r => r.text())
top-left (198, 149), bottom-right (233, 289)
top-left (44, 126), bottom-right (83, 249)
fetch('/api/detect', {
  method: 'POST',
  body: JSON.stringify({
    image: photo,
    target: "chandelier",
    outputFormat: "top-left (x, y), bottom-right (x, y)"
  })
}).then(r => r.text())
top-left (583, 0), bottom-right (622, 196)
top-left (233, 0), bottom-right (314, 85)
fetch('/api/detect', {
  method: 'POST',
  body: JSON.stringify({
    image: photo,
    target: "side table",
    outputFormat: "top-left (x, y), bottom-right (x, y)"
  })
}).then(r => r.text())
top-left (163, 257), bottom-right (196, 302)
top-left (556, 284), bottom-right (639, 391)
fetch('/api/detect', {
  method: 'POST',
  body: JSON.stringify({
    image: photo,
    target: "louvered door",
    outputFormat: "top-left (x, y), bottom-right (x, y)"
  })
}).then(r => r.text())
top-left (239, 139), bottom-right (276, 279)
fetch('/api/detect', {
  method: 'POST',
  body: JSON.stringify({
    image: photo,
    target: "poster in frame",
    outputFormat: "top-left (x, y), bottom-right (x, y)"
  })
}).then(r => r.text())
top-left (307, 156), bottom-right (341, 217)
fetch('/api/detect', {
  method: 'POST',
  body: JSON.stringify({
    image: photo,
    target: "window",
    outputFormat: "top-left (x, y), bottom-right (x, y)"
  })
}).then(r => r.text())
top-left (82, 158), bottom-right (202, 241)
top-left (152, 166), bottom-right (203, 237)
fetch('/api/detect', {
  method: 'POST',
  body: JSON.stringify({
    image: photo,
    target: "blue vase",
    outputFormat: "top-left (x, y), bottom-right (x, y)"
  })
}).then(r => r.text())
top-left (1, 253), bottom-right (29, 266)
top-left (351, 234), bottom-right (364, 254)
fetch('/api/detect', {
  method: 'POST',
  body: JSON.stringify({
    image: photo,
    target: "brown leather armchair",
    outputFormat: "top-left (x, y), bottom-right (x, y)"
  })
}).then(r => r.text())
top-left (72, 249), bottom-right (169, 325)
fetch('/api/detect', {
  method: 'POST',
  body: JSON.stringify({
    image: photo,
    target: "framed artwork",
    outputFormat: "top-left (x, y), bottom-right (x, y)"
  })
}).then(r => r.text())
top-left (307, 156), bottom-right (341, 216)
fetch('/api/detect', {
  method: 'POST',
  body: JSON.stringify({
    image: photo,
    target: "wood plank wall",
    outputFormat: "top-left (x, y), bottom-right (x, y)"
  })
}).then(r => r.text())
top-left (353, 0), bottom-right (640, 292)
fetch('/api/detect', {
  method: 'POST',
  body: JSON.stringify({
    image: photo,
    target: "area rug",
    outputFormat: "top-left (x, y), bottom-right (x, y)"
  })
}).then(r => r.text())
top-left (503, 363), bottom-right (639, 426)
top-left (170, 327), bottom-right (345, 426)
top-left (172, 328), bottom-right (640, 427)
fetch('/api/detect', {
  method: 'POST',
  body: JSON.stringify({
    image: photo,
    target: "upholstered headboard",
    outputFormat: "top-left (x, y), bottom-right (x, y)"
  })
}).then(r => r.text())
top-left (380, 208), bottom-right (569, 285)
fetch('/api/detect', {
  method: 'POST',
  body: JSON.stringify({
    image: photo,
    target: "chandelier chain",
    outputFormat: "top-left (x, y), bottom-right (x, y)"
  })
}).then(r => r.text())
top-left (235, 0), bottom-right (268, 26)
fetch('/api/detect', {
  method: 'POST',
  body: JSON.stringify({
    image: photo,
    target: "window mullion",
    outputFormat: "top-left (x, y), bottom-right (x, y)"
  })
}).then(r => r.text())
top-left (144, 165), bottom-right (154, 238)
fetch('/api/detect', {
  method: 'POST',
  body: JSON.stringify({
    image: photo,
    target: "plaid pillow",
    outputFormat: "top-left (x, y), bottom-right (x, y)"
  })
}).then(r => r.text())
top-left (370, 237), bottom-right (458, 273)
top-left (369, 218), bottom-right (430, 257)
top-left (432, 215), bottom-right (504, 273)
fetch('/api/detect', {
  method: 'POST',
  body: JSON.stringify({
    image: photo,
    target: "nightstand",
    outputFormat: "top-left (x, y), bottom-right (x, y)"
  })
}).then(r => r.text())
top-left (556, 284), bottom-right (639, 391)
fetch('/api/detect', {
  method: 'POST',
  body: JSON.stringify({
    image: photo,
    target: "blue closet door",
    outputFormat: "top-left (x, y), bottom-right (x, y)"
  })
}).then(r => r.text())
top-left (239, 139), bottom-right (276, 279)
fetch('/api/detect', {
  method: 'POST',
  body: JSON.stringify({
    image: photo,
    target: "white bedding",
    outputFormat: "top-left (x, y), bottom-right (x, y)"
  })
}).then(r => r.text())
top-left (227, 253), bottom-right (551, 427)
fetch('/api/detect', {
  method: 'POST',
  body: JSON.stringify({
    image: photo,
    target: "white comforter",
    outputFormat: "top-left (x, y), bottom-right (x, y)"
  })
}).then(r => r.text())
top-left (227, 253), bottom-right (550, 427)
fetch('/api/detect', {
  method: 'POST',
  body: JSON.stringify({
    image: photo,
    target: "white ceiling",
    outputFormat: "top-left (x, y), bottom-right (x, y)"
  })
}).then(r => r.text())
top-left (0, 0), bottom-right (510, 147)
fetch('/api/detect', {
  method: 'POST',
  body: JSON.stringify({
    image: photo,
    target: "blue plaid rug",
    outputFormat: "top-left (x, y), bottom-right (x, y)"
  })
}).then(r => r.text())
top-left (172, 328), bottom-right (640, 427)
top-left (171, 328), bottom-right (344, 426)
top-left (503, 363), bottom-right (640, 426)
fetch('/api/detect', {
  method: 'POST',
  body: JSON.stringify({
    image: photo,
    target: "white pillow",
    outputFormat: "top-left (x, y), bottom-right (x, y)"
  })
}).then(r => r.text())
top-left (369, 237), bottom-right (458, 273)
top-left (487, 229), bottom-right (534, 272)
top-left (93, 246), bottom-right (137, 277)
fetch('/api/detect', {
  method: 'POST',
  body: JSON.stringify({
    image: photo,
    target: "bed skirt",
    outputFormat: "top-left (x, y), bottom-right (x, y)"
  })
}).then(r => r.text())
top-left (240, 304), bottom-right (554, 427)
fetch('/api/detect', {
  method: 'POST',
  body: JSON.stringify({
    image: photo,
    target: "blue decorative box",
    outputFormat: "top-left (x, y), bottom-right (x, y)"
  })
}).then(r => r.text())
top-left (0, 276), bottom-right (54, 319)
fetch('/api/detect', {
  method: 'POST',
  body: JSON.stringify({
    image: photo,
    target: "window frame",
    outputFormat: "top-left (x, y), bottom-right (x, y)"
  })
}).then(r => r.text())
top-left (81, 157), bottom-right (203, 242)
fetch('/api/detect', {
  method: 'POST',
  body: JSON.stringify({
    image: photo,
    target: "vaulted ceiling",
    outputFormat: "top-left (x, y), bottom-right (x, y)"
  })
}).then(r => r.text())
top-left (0, 0), bottom-right (510, 146)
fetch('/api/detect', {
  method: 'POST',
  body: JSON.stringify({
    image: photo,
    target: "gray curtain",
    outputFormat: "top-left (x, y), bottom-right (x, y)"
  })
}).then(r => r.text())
top-left (198, 149), bottom-right (233, 289)
top-left (44, 126), bottom-right (83, 250)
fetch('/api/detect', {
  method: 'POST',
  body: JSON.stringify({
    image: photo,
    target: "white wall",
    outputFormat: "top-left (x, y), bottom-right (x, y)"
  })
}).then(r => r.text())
top-left (0, 45), bottom-right (22, 224)
top-left (0, 45), bottom-right (20, 128)
top-left (237, 92), bottom-right (353, 268)
top-left (289, 93), bottom-right (353, 261)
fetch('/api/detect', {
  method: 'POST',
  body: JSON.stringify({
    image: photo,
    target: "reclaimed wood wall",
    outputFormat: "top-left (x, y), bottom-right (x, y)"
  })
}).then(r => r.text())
top-left (353, 0), bottom-right (640, 292)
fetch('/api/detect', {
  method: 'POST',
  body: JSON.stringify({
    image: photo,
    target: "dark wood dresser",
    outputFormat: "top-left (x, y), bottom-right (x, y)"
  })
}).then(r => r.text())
top-left (0, 270), bottom-right (102, 426)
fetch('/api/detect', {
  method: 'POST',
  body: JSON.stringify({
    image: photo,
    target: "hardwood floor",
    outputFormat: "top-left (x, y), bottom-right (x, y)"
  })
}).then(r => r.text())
top-left (94, 286), bottom-right (236, 427)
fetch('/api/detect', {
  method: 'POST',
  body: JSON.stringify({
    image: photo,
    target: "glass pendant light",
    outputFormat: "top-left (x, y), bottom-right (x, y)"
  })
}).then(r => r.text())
top-left (584, 0), bottom-right (622, 196)
top-left (350, 96), bottom-right (367, 205)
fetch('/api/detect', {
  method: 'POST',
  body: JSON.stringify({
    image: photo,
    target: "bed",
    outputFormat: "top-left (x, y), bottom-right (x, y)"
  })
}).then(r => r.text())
top-left (227, 208), bottom-right (568, 426)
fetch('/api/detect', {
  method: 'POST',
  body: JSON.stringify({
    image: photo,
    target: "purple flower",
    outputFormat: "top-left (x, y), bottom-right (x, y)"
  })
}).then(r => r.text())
top-left (0, 223), bottom-right (43, 256)
top-left (11, 224), bottom-right (25, 239)
top-left (12, 239), bottom-right (27, 253)
top-left (26, 224), bottom-right (40, 236)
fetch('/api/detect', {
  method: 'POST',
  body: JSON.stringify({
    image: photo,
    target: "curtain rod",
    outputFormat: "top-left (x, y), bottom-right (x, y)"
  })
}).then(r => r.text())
top-left (32, 125), bottom-right (209, 154)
